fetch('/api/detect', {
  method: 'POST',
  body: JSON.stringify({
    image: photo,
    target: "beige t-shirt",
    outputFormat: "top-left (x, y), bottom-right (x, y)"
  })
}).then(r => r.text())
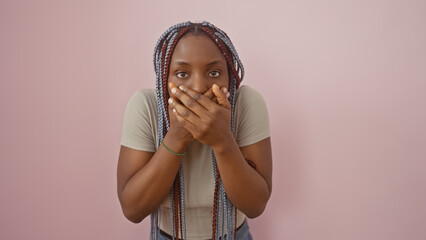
top-left (120, 85), bottom-right (270, 239)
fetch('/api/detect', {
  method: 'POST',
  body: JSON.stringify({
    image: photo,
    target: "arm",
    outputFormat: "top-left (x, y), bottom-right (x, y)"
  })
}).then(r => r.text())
top-left (117, 88), bottom-right (222, 223)
top-left (169, 84), bottom-right (272, 218)
top-left (117, 132), bottom-right (188, 223)
top-left (213, 136), bottom-right (272, 218)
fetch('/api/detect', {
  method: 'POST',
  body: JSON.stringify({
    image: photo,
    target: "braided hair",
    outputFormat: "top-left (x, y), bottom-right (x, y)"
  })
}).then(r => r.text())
top-left (151, 21), bottom-right (245, 240)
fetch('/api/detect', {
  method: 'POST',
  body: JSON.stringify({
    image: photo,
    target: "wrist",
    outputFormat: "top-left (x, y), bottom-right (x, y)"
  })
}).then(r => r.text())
top-left (212, 131), bottom-right (235, 154)
top-left (163, 131), bottom-right (191, 153)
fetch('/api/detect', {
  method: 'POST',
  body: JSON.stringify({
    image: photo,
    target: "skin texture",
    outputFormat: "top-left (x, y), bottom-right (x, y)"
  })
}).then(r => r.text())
top-left (117, 33), bottom-right (273, 224)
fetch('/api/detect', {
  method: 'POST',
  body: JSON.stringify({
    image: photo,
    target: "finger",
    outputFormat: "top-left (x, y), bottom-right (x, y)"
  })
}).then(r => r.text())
top-left (171, 107), bottom-right (197, 137)
top-left (172, 85), bottom-right (215, 116)
top-left (168, 102), bottom-right (181, 124)
top-left (203, 88), bottom-right (215, 100)
top-left (212, 96), bottom-right (218, 104)
top-left (204, 88), bottom-right (229, 100)
top-left (167, 83), bottom-right (182, 104)
top-left (203, 88), bottom-right (222, 103)
top-left (179, 85), bottom-right (228, 111)
top-left (220, 87), bottom-right (231, 99)
top-left (168, 97), bottom-right (201, 126)
top-left (212, 84), bottom-right (231, 109)
top-left (169, 82), bottom-right (207, 116)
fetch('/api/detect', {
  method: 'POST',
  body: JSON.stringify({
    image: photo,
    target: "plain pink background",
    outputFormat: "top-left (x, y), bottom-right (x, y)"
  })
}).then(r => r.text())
top-left (1, 0), bottom-right (426, 239)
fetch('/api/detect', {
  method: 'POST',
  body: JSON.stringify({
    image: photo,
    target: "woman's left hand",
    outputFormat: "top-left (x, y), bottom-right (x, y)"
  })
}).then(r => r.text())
top-left (168, 83), bottom-right (232, 148)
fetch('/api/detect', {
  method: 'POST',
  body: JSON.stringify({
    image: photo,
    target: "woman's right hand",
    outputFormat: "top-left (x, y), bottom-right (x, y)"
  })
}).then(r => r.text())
top-left (167, 98), bottom-right (195, 146)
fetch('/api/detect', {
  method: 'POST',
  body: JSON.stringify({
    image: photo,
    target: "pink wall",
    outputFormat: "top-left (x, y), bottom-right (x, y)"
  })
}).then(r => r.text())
top-left (1, 0), bottom-right (426, 239)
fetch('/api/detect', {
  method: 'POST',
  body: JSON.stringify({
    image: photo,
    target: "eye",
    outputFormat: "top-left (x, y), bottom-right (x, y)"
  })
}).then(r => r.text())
top-left (209, 71), bottom-right (220, 78)
top-left (176, 72), bottom-right (188, 78)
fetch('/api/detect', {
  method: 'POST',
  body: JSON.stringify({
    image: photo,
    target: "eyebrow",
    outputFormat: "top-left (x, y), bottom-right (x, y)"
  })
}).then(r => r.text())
top-left (206, 60), bottom-right (223, 66)
top-left (175, 61), bottom-right (190, 66)
top-left (174, 60), bottom-right (224, 66)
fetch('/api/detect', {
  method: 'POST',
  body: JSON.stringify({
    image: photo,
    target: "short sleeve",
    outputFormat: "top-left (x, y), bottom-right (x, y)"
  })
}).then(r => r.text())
top-left (120, 89), bottom-right (157, 152)
top-left (234, 85), bottom-right (271, 147)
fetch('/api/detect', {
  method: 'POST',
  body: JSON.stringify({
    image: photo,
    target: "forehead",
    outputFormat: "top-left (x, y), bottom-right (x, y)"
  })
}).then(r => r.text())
top-left (171, 34), bottom-right (226, 64)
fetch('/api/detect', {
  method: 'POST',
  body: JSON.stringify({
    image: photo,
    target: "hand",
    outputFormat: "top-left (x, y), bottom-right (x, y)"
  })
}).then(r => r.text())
top-left (168, 83), bottom-right (232, 147)
top-left (167, 98), bottom-right (194, 145)
top-left (166, 83), bottom-right (221, 145)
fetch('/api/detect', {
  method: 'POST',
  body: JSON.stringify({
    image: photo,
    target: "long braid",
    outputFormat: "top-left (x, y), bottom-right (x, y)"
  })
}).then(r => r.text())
top-left (152, 21), bottom-right (244, 240)
top-left (158, 27), bottom-right (192, 240)
top-left (199, 24), bottom-right (241, 240)
top-left (164, 27), bottom-right (191, 240)
top-left (212, 163), bottom-right (220, 240)
top-left (153, 21), bottom-right (191, 240)
top-left (221, 180), bottom-right (226, 239)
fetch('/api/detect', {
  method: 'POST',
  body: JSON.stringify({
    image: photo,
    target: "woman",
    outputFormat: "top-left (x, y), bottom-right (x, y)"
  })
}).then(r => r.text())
top-left (117, 21), bottom-right (272, 240)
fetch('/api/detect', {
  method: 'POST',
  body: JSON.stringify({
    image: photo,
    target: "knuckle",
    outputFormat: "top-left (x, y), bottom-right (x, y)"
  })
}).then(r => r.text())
top-left (193, 93), bottom-right (201, 101)
top-left (182, 121), bottom-right (190, 128)
top-left (186, 99), bottom-right (195, 108)
top-left (175, 113), bottom-right (183, 122)
top-left (181, 109), bottom-right (190, 117)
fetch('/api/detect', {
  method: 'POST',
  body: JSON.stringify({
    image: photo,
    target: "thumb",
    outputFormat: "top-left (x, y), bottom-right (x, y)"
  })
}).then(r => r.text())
top-left (212, 84), bottom-right (231, 109)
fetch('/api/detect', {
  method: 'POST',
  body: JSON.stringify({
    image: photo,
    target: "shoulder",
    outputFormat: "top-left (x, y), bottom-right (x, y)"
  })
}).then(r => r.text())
top-left (236, 85), bottom-right (265, 101)
top-left (129, 89), bottom-right (156, 103)
top-left (235, 85), bottom-right (267, 109)
top-left (121, 89), bottom-right (158, 152)
top-left (233, 85), bottom-right (270, 146)
top-left (127, 89), bottom-right (157, 110)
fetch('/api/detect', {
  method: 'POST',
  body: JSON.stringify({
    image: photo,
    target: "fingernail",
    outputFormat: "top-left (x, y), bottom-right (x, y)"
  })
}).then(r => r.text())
top-left (213, 84), bottom-right (219, 90)
top-left (172, 108), bottom-right (176, 113)
top-left (171, 88), bottom-right (177, 94)
top-left (226, 92), bottom-right (230, 98)
top-left (222, 88), bottom-right (228, 93)
top-left (179, 85), bottom-right (186, 92)
top-left (168, 98), bottom-right (174, 104)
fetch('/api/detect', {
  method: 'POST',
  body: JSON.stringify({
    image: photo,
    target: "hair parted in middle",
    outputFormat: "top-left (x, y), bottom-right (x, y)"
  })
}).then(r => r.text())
top-left (152, 20), bottom-right (245, 240)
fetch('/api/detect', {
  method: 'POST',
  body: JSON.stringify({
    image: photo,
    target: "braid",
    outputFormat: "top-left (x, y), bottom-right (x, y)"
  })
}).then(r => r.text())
top-left (200, 27), bottom-right (241, 88)
top-left (201, 21), bottom-right (245, 87)
top-left (212, 167), bottom-right (220, 240)
top-left (152, 21), bottom-right (191, 240)
top-left (152, 21), bottom-right (244, 240)
top-left (200, 25), bottom-right (242, 240)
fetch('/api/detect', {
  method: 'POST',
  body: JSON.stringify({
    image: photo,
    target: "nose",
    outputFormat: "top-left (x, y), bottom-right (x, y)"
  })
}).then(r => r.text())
top-left (188, 73), bottom-right (209, 94)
